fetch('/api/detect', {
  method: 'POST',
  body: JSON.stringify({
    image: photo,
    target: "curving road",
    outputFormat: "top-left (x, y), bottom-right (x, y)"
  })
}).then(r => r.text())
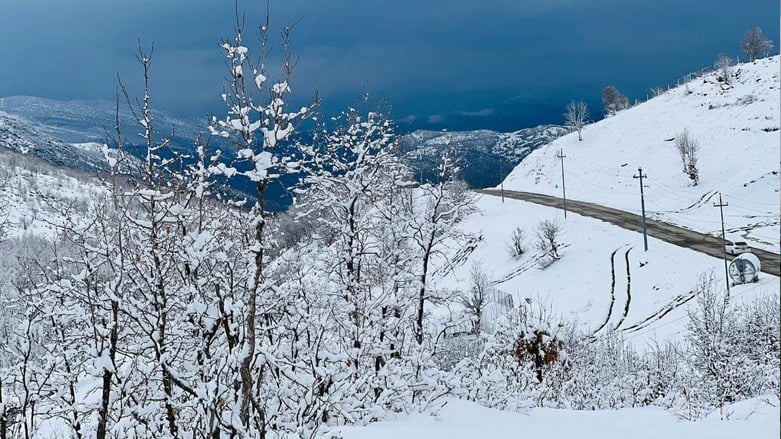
top-left (475, 189), bottom-right (780, 277)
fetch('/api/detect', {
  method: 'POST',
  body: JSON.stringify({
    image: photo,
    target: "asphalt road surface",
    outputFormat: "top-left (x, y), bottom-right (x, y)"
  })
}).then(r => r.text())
top-left (475, 189), bottom-right (780, 277)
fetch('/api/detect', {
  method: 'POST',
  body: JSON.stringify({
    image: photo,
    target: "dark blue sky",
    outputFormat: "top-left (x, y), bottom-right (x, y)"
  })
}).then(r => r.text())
top-left (1, 0), bottom-right (778, 132)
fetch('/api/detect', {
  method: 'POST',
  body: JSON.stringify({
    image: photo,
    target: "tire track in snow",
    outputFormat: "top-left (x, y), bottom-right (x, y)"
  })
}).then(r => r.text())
top-left (621, 290), bottom-right (698, 334)
top-left (613, 248), bottom-right (633, 330)
top-left (439, 234), bottom-right (483, 276)
top-left (491, 244), bottom-right (571, 285)
top-left (677, 190), bottom-right (718, 213)
top-left (591, 247), bottom-right (621, 336)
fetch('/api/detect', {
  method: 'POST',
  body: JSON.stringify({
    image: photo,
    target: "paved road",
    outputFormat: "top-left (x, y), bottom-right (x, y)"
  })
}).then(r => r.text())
top-left (475, 189), bottom-right (780, 277)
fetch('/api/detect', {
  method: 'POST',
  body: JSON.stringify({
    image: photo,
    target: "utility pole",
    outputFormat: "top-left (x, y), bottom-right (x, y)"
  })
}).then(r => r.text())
top-left (714, 192), bottom-right (731, 297)
top-left (499, 157), bottom-right (505, 203)
top-left (556, 149), bottom-right (567, 219)
top-left (633, 167), bottom-right (648, 251)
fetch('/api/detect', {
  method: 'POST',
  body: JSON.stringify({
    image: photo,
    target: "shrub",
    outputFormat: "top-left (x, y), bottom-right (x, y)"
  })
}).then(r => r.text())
top-left (509, 227), bottom-right (526, 258)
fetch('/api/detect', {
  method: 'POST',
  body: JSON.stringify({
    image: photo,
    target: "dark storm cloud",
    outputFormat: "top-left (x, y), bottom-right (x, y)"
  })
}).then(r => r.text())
top-left (0, 0), bottom-right (777, 131)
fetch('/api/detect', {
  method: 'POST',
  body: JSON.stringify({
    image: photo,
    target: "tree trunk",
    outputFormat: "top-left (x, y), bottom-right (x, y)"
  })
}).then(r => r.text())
top-left (97, 300), bottom-right (119, 439)
top-left (240, 181), bottom-right (266, 429)
top-left (0, 379), bottom-right (6, 439)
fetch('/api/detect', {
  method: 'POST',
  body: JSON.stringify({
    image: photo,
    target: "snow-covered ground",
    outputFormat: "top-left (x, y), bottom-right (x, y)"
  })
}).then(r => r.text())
top-left (501, 56), bottom-right (780, 252)
top-left (0, 149), bottom-right (105, 240)
top-left (334, 396), bottom-right (780, 439)
top-left (439, 194), bottom-right (779, 350)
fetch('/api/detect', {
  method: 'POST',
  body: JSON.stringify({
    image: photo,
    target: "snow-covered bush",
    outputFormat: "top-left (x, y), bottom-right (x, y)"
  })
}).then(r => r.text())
top-left (715, 54), bottom-right (735, 85)
top-left (442, 273), bottom-right (778, 418)
top-left (683, 273), bottom-right (780, 417)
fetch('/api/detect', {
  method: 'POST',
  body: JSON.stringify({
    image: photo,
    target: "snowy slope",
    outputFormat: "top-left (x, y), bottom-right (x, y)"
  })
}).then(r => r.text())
top-left (501, 56), bottom-right (780, 252)
top-left (0, 111), bottom-right (108, 173)
top-left (0, 148), bottom-right (106, 240)
top-left (334, 396), bottom-right (780, 439)
top-left (439, 194), bottom-right (779, 349)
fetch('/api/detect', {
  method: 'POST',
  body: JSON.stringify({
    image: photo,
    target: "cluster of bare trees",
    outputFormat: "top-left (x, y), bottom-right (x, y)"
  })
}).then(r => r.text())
top-left (442, 272), bottom-right (778, 417)
top-left (0, 13), bottom-right (477, 439)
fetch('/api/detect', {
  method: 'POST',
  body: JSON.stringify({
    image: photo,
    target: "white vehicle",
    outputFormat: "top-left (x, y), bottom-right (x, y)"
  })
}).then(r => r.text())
top-left (724, 239), bottom-right (750, 255)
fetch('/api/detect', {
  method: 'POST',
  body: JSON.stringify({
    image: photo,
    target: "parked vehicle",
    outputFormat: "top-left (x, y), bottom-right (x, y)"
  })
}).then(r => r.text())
top-left (724, 239), bottom-right (750, 255)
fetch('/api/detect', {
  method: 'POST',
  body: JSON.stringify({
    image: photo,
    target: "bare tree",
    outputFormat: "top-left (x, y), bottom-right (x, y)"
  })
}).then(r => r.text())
top-left (565, 100), bottom-right (589, 141)
top-left (675, 128), bottom-right (700, 185)
top-left (602, 86), bottom-right (628, 116)
top-left (686, 272), bottom-right (744, 413)
top-left (715, 54), bottom-right (734, 85)
top-left (0, 173), bottom-right (7, 243)
top-left (459, 263), bottom-right (491, 334)
top-left (651, 87), bottom-right (666, 97)
top-left (741, 26), bottom-right (774, 62)
top-left (508, 227), bottom-right (526, 258)
top-left (209, 13), bottom-right (318, 434)
top-left (536, 219), bottom-right (562, 268)
top-left (407, 152), bottom-right (476, 344)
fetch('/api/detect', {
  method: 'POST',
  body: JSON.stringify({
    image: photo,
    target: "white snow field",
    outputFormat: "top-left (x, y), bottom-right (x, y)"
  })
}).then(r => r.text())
top-left (439, 194), bottom-right (779, 350)
top-left (0, 149), bottom-right (106, 240)
top-left (334, 395), bottom-right (780, 439)
top-left (501, 56), bottom-right (780, 252)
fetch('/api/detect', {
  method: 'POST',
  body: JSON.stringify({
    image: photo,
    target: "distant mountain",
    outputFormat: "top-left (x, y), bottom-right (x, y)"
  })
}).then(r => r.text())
top-left (399, 125), bottom-right (568, 188)
top-left (0, 96), bottom-right (206, 146)
top-left (0, 95), bottom-right (567, 206)
top-left (0, 97), bottom-right (295, 210)
top-left (0, 111), bottom-right (108, 172)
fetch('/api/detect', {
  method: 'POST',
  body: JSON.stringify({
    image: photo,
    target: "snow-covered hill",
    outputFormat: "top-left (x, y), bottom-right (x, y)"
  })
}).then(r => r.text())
top-left (501, 56), bottom-right (780, 252)
top-left (0, 147), bottom-right (106, 245)
top-left (399, 125), bottom-right (567, 188)
top-left (440, 194), bottom-right (779, 350)
top-left (0, 111), bottom-right (108, 173)
top-left (0, 96), bottom-right (205, 144)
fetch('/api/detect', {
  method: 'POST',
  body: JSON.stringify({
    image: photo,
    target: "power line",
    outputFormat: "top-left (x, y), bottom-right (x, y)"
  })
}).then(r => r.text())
top-left (713, 192), bottom-right (731, 299)
top-left (498, 157), bottom-right (504, 203)
top-left (556, 149), bottom-right (567, 219)
top-left (633, 167), bottom-right (649, 252)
